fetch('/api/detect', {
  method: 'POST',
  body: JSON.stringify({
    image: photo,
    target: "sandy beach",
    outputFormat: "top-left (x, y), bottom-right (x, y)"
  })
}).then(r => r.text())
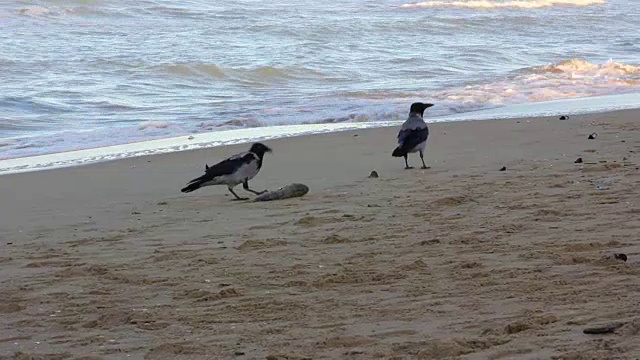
top-left (1, 110), bottom-right (639, 359)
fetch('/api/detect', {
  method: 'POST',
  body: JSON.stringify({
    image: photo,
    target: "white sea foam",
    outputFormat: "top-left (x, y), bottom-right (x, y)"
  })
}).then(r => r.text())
top-left (432, 59), bottom-right (640, 106)
top-left (401, 0), bottom-right (604, 9)
top-left (0, 122), bottom-right (396, 175)
top-left (17, 6), bottom-right (53, 17)
top-left (137, 120), bottom-right (171, 130)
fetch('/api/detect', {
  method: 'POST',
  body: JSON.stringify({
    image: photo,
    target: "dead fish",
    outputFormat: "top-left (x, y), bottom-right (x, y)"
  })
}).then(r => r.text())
top-left (253, 183), bottom-right (309, 202)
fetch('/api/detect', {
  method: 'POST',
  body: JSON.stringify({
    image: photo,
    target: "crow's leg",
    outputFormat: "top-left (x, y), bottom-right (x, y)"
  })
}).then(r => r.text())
top-left (419, 150), bottom-right (429, 169)
top-left (404, 155), bottom-right (414, 170)
top-left (243, 179), bottom-right (267, 195)
top-left (228, 186), bottom-right (249, 200)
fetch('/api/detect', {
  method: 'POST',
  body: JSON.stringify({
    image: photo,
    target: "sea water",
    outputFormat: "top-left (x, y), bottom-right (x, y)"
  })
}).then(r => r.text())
top-left (1, 0), bottom-right (639, 173)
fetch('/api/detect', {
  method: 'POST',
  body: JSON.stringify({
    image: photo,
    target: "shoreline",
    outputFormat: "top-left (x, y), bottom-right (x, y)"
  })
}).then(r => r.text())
top-left (2, 92), bottom-right (640, 176)
top-left (1, 107), bottom-right (639, 358)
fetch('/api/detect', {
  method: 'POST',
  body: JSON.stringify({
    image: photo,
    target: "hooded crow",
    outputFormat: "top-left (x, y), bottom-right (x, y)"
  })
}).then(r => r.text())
top-left (181, 142), bottom-right (272, 200)
top-left (392, 102), bottom-right (434, 169)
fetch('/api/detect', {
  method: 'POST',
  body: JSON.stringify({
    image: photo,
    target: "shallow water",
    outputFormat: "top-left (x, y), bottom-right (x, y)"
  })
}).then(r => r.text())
top-left (1, 0), bottom-right (639, 160)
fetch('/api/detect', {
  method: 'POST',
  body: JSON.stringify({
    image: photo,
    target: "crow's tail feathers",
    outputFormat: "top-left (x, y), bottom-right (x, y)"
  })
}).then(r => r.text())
top-left (181, 181), bottom-right (201, 193)
top-left (392, 146), bottom-right (406, 157)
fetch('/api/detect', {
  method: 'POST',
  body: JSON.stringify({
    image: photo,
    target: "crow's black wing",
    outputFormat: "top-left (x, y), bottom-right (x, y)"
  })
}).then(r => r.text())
top-left (185, 153), bottom-right (254, 185)
top-left (397, 127), bottom-right (429, 154)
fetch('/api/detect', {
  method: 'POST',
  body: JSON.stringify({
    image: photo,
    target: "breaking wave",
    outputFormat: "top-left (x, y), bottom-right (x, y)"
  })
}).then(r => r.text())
top-left (16, 4), bottom-right (127, 19)
top-left (432, 59), bottom-right (640, 106)
top-left (160, 63), bottom-right (226, 78)
top-left (400, 0), bottom-right (605, 9)
top-left (533, 58), bottom-right (640, 76)
top-left (156, 63), bottom-right (327, 83)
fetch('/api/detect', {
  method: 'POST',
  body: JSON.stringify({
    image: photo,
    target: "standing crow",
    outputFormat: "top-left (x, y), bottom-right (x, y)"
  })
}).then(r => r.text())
top-left (392, 102), bottom-right (434, 169)
top-left (181, 142), bottom-right (272, 200)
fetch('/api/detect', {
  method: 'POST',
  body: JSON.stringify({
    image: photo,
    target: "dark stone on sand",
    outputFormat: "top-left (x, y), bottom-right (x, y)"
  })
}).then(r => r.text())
top-left (614, 253), bottom-right (628, 262)
top-left (499, 166), bottom-right (506, 171)
top-left (583, 322), bottom-right (625, 334)
top-left (588, 133), bottom-right (597, 140)
top-left (345, 350), bottom-right (365, 355)
top-left (559, 115), bottom-right (569, 120)
top-left (234, 351), bottom-right (245, 356)
top-left (368, 170), bottom-right (379, 178)
top-left (420, 239), bottom-right (441, 245)
top-left (574, 157), bottom-right (583, 164)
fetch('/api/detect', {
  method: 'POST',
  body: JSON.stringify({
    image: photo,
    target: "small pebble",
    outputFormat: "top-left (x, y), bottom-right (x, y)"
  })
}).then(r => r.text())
top-left (614, 253), bottom-right (628, 262)
top-left (345, 350), bottom-right (365, 355)
top-left (234, 351), bottom-right (245, 356)
top-left (574, 157), bottom-right (583, 164)
top-left (368, 170), bottom-right (379, 178)
top-left (499, 166), bottom-right (506, 171)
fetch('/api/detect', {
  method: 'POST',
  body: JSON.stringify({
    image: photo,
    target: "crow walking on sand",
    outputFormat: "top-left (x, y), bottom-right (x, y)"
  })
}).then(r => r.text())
top-left (181, 142), bottom-right (272, 200)
top-left (392, 102), bottom-right (434, 169)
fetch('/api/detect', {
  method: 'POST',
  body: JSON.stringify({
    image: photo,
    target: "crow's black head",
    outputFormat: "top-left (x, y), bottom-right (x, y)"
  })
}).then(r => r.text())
top-left (249, 142), bottom-right (273, 158)
top-left (409, 102), bottom-right (434, 116)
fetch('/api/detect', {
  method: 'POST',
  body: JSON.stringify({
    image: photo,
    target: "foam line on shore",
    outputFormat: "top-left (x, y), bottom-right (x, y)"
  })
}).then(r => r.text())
top-left (0, 122), bottom-right (396, 176)
top-left (1, 92), bottom-right (639, 176)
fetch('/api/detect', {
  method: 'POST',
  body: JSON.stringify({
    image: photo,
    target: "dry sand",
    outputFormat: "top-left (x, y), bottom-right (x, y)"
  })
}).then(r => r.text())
top-left (1, 110), bottom-right (639, 360)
